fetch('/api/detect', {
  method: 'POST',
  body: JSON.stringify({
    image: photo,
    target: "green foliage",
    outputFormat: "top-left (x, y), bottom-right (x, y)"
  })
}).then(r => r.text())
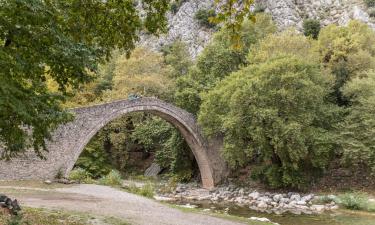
top-left (199, 54), bottom-right (338, 189)
top-left (162, 41), bottom-right (193, 78)
top-left (316, 21), bottom-right (375, 105)
top-left (195, 9), bottom-right (217, 28)
top-left (248, 29), bottom-right (317, 64)
top-left (336, 71), bottom-right (375, 173)
top-left (175, 14), bottom-right (276, 114)
top-left (69, 168), bottom-right (91, 183)
top-left (364, 0), bottom-right (375, 7)
top-left (99, 170), bottom-right (123, 186)
top-left (75, 137), bottom-right (112, 178)
top-left (101, 48), bottom-right (174, 102)
top-left (212, 0), bottom-right (255, 49)
top-left (303, 19), bottom-right (321, 39)
top-left (338, 192), bottom-right (369, 210)
top-left (0, 0), bottom-right (169, 158)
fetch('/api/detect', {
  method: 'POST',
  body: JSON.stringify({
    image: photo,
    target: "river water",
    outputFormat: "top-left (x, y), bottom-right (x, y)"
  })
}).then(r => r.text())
top-left (174, 200), bottom-right (375, 225)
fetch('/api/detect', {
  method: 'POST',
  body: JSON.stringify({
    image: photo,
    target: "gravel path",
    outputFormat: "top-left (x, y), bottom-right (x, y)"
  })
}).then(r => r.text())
top-left (3, 184), bottom-right (247, 225)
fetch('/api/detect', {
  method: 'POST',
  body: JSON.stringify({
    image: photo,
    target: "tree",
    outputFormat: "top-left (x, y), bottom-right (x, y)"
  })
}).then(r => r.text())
top-left (336, 70), bottom-right (375, 173)
top-left (199, 55), bottom-right (338, 189)
top-left (303, 19), bottom-right (321, 39)
top-left (316, 20), bottom-right (375, 105)
top-left (101, 48), bottom-right (174, 102)
top-left (175, 13), bottom-right (276, 114)
top-left (0, 0), bottom-right (169, 159)
top-left (248, 29), bottom-right (317, 65)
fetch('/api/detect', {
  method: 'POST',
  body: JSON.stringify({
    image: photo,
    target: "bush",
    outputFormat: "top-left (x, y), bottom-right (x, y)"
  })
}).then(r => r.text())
top-left (194, 9), bottom-right (216, 28)
top-left (338, 192), bottom-right (369, 210)
top-left (99, 170), bottom-right (123, 186)
top-left (364, 0), bottom-right (375, 7)
top-left (303, 19), bottom-right (321, 39)
top-left (68, 168), bottom-right (91, 182)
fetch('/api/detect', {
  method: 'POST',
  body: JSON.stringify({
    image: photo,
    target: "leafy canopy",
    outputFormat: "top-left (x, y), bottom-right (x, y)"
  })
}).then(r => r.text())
top-left (0, 0), bottom-right (169, 158)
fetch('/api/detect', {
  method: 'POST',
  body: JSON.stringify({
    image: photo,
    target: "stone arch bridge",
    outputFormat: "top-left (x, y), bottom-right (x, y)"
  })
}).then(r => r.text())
top-left (0, 98), bottom-right (228, 189)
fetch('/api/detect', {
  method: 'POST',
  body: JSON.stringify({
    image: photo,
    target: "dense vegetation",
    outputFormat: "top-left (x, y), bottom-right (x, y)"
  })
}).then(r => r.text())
top-left (2, 0), bottom-right (374, 190)
top-left (198, 20), bottom-right (375, 189)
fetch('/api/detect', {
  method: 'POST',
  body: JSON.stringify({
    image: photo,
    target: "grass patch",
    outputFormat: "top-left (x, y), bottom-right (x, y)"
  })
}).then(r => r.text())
top-left (124, 182), bottom-right (155, 198)
top-left (0, 207), bottom-right (89, 225)
top-left (338, 192), bottom-right (375, 212)
top-left (99, 170), bottom-right (123, 186)
top-left (0, 207), bottom-right (133, 225)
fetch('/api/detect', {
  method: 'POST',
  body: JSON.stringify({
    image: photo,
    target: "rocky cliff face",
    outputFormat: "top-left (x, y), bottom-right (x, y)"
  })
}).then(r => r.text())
top-left (140, 0), bottom-right (375, 58)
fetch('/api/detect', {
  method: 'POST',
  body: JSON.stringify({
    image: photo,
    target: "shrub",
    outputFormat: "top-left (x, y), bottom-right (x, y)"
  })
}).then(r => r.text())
top-left (99, 170), bottom-right (123, 186)
top-left (68, 168), bottom-right (91, 182)
top-left (364, 0), bottom-right (375, 7)
top-left (338, 192), bottom-right (369, 210)
top-left (194, 9), bottom-right (216, 28)
top-left (303, 19), bottom-right (321, 39)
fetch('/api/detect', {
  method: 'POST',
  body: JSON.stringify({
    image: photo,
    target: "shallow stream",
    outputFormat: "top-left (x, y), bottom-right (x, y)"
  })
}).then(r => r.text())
top-left (174, 200), bottom-right (375, 225)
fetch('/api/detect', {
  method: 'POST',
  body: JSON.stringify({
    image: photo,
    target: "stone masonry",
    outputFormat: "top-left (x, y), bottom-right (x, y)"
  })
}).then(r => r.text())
top-left (0, 98), bottom-right (228, 189)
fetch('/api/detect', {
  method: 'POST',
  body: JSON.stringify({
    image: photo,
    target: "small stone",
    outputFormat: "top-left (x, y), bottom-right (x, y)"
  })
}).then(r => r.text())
top-left (290, 194), bottom-right (301, 201)
top-left (249, 191), bottom-right (260, 200)
top-left (273, 194), bottom-right (283, 202)
top-left (257, 201), bottom-right (268, 209)
top-left (44, 180), bottom-right (52, 185)
top-left (311, 204), bottom-right (325, 213)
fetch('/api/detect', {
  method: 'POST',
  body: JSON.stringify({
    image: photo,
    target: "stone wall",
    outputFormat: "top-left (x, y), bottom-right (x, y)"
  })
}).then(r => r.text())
top-left (0, 98), bottom-right (228, 189)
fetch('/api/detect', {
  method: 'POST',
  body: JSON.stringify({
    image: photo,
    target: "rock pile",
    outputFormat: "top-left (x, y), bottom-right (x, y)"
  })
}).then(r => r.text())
top-left (159, 184), bottom-right (339, 215)
top-left (0, 195), bottom-right (21, 215)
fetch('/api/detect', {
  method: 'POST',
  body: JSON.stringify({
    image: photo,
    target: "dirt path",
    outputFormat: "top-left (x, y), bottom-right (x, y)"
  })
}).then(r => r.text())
top-left (2, 184), bottom-right (247, 225)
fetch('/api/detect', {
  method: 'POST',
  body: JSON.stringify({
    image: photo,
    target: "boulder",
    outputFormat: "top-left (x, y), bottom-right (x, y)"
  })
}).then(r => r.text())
top-left (144, 163), bottom-right (162, 177)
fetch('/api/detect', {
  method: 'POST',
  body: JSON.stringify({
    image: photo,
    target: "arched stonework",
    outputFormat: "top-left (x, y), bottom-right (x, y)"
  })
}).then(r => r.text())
top-left (0, 98), bottom-right (228, 189)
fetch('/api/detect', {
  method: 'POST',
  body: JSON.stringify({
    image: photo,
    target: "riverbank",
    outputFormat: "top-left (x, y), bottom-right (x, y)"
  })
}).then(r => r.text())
top-left (155, 183), bottom-right (340, 215)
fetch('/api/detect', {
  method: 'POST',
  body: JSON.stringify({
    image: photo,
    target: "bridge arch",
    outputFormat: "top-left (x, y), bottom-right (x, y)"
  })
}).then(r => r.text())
top-left (68, 98), bottom-right (215, 188)
top-left (0, 98), bottom-right (228, 189)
